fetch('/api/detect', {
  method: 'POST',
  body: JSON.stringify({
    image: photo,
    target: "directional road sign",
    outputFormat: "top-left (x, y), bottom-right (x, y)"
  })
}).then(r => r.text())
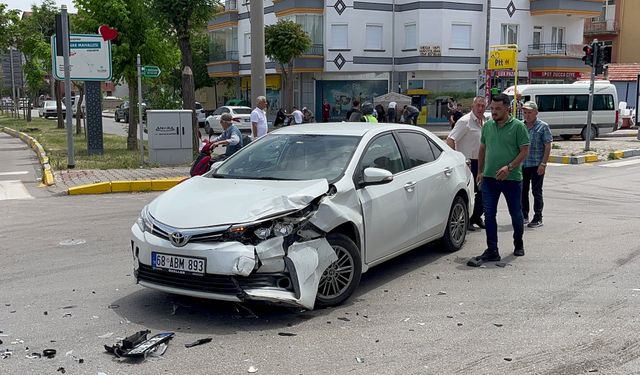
top-left (142, 65), bottom-right (161, 78)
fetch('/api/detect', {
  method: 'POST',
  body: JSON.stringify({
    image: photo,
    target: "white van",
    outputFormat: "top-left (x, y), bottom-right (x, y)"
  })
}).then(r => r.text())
top-left (504, 83), bottom-right (618, 140)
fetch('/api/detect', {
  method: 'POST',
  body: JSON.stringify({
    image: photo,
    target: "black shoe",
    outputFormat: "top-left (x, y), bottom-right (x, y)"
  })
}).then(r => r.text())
top-left (467, 224), bottom-right (477, 232)
top-left (527, 220), bottom-right (543, 228)
top-left (467, 249), bottom-right (501, 267)
top-left (523, 217), bottom-right (529, 225)
top-left (470, 218), bottom-right (485, 229)
top-left (514, 247), bottom-right (525, 256)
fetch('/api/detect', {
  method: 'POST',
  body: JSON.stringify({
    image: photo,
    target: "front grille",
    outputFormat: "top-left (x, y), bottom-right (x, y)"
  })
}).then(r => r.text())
top-left (137, 264), bottom-right (242, 295)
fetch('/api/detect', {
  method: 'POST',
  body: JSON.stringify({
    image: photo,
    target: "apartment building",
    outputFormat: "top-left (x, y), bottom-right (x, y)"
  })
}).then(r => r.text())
top-left (208, 0), bottom-right (601, 122)
top-left (584, 0), bottom-right (640, 64)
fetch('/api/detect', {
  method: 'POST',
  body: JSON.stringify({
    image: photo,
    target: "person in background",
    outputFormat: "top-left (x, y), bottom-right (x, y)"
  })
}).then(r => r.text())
top-left (361, 102), bottom-right (378, 123)
top-left (375, 104), bottom-right (385, 122)
top-left (468, 93), bottom-right (529, 267)
top-left (274, 108), bottom-right (287, 127)
top-left (446, 96), bottom-right (487, 231)
top-left (322, 99), bottom-right (331, 122)
top-left (290, 106), bottom-right (304, 124)
top-left (210, 113), bottom-right (243, 161)
top-left (302, 107), bottom-right (314, 123)
top-left (387, 101), bottom-right (397, 123)
top-left (521, 101), bottom-right (552, 229)
top-left (347, 100), bottom-right (362, 122)
top-left (403, 105), bottom-right (419, 125)
top-left (450, 103), bottom-right (464, 129)
top-left (250, 96), bottom-right (268, 139)
top-left (512, 92), bottom-right (524, 120)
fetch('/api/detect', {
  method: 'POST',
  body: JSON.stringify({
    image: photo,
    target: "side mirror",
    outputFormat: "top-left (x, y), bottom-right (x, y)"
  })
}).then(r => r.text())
top-left (211, 161), bottom-right (224, 171)
top-left (362, 167), bottom-right (393, 186)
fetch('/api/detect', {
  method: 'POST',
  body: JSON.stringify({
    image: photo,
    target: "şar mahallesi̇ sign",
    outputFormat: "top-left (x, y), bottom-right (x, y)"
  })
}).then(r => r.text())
top-left (51, 34), bottom-right (112, 81)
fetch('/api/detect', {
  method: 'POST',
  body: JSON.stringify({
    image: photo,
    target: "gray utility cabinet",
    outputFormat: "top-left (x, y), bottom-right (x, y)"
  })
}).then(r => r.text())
top-left (147, 110), bottom-right (194, 166)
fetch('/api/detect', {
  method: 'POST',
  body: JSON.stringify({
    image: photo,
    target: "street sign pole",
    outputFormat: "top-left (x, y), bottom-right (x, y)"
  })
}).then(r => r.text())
top-left (137, 54), bottom-right (144, 168)
top-left (585, 40), bottom-right (599, 151)
top-left (636, 73), bottom-right (640, 141)
top-left (61, 6), bottom-right (75, 168)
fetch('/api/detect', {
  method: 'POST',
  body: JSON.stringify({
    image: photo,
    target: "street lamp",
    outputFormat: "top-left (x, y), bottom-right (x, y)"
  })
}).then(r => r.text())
top-left (245, 0), bottom-right (266, 108)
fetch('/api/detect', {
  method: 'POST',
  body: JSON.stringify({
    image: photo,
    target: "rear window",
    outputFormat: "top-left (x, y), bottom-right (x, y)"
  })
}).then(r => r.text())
top-left (593, 94), bottom-right (615, 111)
top-left (233, 108), bottom-right (253, 115)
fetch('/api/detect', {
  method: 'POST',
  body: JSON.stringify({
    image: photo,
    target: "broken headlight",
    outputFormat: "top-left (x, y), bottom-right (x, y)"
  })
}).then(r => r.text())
top-left (136, 206), bottom-right (153, 233)
top-left (227, 209), bottom-right (314, 244)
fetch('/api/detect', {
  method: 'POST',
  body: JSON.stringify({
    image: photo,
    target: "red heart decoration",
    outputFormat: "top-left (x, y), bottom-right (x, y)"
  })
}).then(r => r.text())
top-left (98, 25), bottom-right (118, 41)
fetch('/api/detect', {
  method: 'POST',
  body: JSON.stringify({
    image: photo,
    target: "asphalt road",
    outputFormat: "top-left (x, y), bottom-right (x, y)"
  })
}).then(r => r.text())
top-left (2, 158), bottom-right (640, 374)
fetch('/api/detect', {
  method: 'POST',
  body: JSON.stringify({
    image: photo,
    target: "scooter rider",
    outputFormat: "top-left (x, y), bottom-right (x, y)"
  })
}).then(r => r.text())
top-left (210, 113), bottom-right (243, 161)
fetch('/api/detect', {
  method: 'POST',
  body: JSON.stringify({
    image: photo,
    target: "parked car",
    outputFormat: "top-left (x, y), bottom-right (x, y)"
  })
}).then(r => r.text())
top-left (115, 100), bottom-right (149, 123)
top-left (38, 100), bottom-right (66, 118)
top-left (205, 106), bottom-right (253, 134)
top-left (195, 101), bottom-right (205, 126)
top-left (131, 123), bottom-right (474, 309)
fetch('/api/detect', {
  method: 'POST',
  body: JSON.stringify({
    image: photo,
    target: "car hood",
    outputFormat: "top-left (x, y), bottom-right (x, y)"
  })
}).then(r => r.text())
top-left (148, 177), bottom-right (329, 228)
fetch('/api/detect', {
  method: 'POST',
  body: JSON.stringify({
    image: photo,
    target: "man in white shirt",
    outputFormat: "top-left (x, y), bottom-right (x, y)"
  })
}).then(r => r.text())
top-left (387, 101), bottom-right (397, 123)
top-left (251, 96), bottom-right (268, 139)
top-left (290, 106), bottom-right (304, 124)
top-left (446, 96), bottom-right (487, 231)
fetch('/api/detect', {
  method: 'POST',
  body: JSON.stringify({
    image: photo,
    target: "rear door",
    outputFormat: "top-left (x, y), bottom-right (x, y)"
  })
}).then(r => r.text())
top-left (396, 131), bottom-right (454, 241)
top-left (356, 133), bottom-right (418, 263)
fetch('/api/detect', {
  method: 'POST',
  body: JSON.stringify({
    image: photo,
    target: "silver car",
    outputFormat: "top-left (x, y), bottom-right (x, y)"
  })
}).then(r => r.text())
top-left (131, 123), bottom-right (474, 309)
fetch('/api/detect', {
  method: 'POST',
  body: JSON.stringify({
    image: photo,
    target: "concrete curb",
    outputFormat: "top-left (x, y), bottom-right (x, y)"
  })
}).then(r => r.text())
top-left (67, 177), bottom-right (188, 195)
top-left (550, 148), bottom-right (640, 164)
top-left (608, 149), bottom-right (640, 160)
top-left (1, 126), bottom-right (55, 186)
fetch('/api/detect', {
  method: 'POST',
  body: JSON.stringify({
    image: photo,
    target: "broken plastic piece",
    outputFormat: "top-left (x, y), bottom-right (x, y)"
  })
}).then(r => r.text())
top-left (247, 366), bottom-right (258, 373)
top-left (105, 331), bottom-right (174, 358)
top-left (277, 332), bottom-right (296, 337)
top-left (147, 343), bottom-right (168, 358)
top-left (26, 353), bottom-right (41, 359)
top-left (98, 332), bottom-right (114, 339)
top-left (356, 357), bottom-right (365, 363)
top-left (184, 338), bottom-right (212, 348)
top-left (56, 367), bottom-right (66, 373)
top-left (43, 349), bottom-right (57, 358)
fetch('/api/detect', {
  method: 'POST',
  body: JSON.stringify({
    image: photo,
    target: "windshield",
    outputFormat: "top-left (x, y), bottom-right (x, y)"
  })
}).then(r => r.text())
top-left (232, 108), bottom-right (252, 115)
top-left (215, 134), bottom-right (360, 182)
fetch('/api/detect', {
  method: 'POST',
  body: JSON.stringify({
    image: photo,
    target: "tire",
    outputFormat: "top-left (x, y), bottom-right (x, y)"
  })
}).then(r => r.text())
top-left (581, 125), bottom-right (597, 141)
top-left (315, 233), bottom-right (362, 308)
top-left (560, 134), bottom-right (572, 141)
top-left (440, 195), bottom-right (468, 252)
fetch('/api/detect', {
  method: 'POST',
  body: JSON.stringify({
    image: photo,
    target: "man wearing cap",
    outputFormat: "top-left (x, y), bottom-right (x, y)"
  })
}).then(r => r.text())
top-left (521, 101), bottom-right (552, 228)
top-left (210, 113), bottom-right (243, 161)
top-left (447, 96), bottom-right (487, 231)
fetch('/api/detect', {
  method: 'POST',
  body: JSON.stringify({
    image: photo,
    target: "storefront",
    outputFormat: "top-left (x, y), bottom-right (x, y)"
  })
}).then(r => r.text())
top-left (529, 71), bottom-right (581, 84)
top-left (239, 75), bottom-right (282, 120)
top-left (314, 80), bottom-right (388, 122)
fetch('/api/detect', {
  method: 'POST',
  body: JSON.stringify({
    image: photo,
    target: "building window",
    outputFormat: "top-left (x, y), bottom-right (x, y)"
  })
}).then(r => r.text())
top-left (404, 23), bottom-right (416, 50)
top-left (281, 14), bottom-right (324, 46)
top-left (331, 24), bottom-right (348, 49)
top-left (501, 24), bottom-right (518, 45)
top-left (532, 26), bottom-right (542, 46)
top-left (244, 32), bottom-right (251, 56)
top-left (366, 24), bottom-right (383, 50)
top-left (451, 24), bottom-right (471, 49)
top-left (551, 27), bottom-right (565, 45)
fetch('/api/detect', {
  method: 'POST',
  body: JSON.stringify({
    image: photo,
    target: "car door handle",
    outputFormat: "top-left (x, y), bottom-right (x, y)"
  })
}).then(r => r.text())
top-left (404, 182), bottom-right (416, 192)
top-left (443, 167), bottom-right (453, 176)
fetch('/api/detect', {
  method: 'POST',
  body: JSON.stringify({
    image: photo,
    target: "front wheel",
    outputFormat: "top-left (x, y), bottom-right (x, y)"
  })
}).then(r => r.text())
top-left (315, 233), bottom-right (362, 308)
top-left (440, 196), bottom-right (468, 252)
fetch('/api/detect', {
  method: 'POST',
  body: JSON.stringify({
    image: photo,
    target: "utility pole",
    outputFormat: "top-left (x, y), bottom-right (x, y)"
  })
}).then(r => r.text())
top-left (636, 73), bottom-right (640, 140)
top-left (249, 0), bottom-right (266, 107)
top-left (9, 47), bottom-right (17, 118)
top-left (484, 0), bottom-right (492, 98)
top-left (137, 54), bottom-right (144, 167)
top-left (584, 40), bottom-right (599, 151)
top-left (61, 5), bottom-right (75, 168)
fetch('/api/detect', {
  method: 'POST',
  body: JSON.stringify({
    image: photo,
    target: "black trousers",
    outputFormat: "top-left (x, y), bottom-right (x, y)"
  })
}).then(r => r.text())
top-left (522, 166), bottom-right (545, 221)
top-left (469, 159), bottom-right (484, 221)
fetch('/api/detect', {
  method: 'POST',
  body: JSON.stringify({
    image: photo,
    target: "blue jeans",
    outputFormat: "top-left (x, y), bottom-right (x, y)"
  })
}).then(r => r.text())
top-left (481, 177), bottom-right (524, 253)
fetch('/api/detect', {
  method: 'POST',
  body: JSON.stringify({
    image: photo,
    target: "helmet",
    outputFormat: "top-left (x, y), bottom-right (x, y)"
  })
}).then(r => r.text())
top-left (361, 102), bottom-right (374, 115)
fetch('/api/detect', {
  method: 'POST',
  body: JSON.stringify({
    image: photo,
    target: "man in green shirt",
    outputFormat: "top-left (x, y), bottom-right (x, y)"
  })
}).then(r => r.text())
top-left (468, 93), bottom-right (530, 267)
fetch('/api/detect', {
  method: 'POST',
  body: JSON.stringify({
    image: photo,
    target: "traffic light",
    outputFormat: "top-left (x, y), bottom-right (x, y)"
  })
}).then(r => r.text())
top-left (582, 45), bottom-right (593, 66)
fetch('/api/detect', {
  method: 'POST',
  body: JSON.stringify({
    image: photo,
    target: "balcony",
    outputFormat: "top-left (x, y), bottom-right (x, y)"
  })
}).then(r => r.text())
top-left (530, 0), bottom-right (601, 17)
top-left (209, 50), bottom-right (239, 62)
top-left (584, 20), bottom-right (619, 35)
top-left (303, 44), bottom-right (324, 56)
top-left (528, 43), bottom-right (583, 58)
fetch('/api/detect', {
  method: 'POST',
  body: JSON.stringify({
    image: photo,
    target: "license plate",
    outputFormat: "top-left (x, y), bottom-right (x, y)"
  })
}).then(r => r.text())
top-left (152, 252), bottom-right (206, 276)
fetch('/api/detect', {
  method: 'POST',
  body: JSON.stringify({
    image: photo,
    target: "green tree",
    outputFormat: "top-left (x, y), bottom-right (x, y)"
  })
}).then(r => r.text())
top-left (151, 0), bottom-right (217, 152)
top-left (75, 0), bottom-right (177, 150)
top-left (265, 20), bottom-right (311, 110)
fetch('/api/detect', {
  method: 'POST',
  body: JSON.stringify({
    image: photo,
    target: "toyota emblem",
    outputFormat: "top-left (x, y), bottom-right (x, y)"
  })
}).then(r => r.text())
top-left (170, 232), bottom-right (188, 247)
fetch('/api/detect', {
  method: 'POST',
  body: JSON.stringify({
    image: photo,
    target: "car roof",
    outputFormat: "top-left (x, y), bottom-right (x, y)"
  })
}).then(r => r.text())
top-left (270, 122), bottom-right (429, 137)
top-left (226, 106), bottom-right (252, 110)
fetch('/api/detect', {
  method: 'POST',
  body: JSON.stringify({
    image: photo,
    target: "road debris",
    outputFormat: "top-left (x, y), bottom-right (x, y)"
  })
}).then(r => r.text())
top-left (503, 357), bottom-right (513, 362)
top-left (184, 338), bottom-right (213, 348)
top-left (25, 353), bottom-right (41, 359)
top-left (356, 357), bottom-right (365, 363)
top-left (1, 349), bottom-right (12, 359)
top-left (104, 330), bottom-right (174, 358)
top-left (107, 304), bottom-right (120, 309)
top-left (493, 323), bottom-right (504, 327)
top-left (98, 332), bottom-right (114, 339)
top-left (337, 317), bottom-right (350, 322)
top-left (277, 333), bottom-right (296, 337)
top-left (437, 291), bottom-right (447, 295)
top-left (56, 367), bottom-right (66, 373)
top-left (43, 349), bottom-right (57, 358)
top-left (247, 365), bottom-right (258, 373)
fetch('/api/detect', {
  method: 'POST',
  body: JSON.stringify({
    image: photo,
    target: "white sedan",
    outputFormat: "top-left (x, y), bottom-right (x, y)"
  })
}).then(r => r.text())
top-left (38, 100), bottom-right (66, 118)
top-left (205, 106), bottom-right (253, 134)
top-left (131, 123), bottom-right (474, 309)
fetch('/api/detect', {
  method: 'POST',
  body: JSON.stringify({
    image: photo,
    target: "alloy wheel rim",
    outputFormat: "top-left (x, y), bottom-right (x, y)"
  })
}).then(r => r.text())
top-left (449, 203), bottom-right (466, 246)
top-left (318, 245), bottom-right (354, 300)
